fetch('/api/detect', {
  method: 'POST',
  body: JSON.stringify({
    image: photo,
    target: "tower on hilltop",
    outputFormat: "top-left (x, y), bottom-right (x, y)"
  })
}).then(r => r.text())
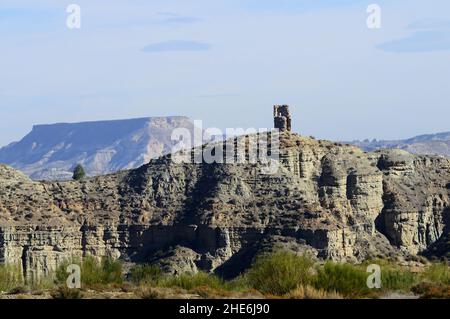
top-left (273, 105), bottom-right (292, 132)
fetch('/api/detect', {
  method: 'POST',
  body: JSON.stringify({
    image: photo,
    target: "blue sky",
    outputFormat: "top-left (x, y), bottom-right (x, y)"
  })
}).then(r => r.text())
top-left (1, 0), bottom-right (450, 146)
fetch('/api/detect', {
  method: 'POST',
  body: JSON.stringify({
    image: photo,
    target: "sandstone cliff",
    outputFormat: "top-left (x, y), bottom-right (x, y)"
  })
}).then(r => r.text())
top-left (0, 133), bottom-right (449, 281)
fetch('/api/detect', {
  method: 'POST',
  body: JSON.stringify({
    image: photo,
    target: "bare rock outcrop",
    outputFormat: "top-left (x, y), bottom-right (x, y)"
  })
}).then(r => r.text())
top-left (0, 133), bottom-right (449, 280)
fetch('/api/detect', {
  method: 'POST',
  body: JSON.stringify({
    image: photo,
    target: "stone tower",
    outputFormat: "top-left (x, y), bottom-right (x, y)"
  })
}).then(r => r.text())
top-left (273, 105), bottom-right (292, 132)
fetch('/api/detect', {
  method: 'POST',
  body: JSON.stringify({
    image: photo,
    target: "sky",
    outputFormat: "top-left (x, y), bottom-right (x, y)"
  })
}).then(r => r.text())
top-left (1, 0), bottom-right (450, 147)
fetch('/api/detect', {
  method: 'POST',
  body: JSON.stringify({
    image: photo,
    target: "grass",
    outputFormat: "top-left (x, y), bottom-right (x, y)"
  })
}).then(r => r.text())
top-left (50, 286), bottom-right (83, 299)
top-left (136, 286), bottom-right (166, 299)
top-left (360, 259), bottom-right (421, 292)
top-left (82, 256), bottom-right (122, 286)
top-left (159, 272), bottom-right (224, 291)
top-left (0, 251), bottom-right (448, 299)
top-left (55, 255), bottom-right (123, 287)
top-left (424, 262), bottom-right (450, 285)
top-left (245, 251), bottom-right (315, 295)
top-left (286, 285), bottom-right (342, 299)
top-left (130, 264), bottom-right (163, 285)
top-left (381, 265), bottom-right (418, 292)
top-left (314, 262), bottom-right (373, 298)
top-left (0, 264), bottom-right (23, 292)
top-left (7, 286), bottom-right (29, 295)
top-left (412, 282), bottom-right (450, 299)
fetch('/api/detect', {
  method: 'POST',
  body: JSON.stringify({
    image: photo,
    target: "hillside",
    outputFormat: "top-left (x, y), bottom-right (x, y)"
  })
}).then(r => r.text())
top-left (0, 132), bottom-right (449, 281)
top-left (349, 132), bottom-right (450, 157)
top-left (0, 116), bottom-right (199, 180)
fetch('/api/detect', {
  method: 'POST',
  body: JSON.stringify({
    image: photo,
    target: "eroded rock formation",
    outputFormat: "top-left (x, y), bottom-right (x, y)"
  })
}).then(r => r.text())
top-left (0, 133), bottom-right (449, 280)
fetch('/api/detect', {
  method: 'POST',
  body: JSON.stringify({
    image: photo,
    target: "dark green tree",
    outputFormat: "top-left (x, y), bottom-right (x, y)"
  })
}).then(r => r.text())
top-left (72, 164), bottom-right (86, 181)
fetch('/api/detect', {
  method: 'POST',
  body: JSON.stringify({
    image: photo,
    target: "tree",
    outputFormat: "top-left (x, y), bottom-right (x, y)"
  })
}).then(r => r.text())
top-left (72, 164), bottom-right (86, 181)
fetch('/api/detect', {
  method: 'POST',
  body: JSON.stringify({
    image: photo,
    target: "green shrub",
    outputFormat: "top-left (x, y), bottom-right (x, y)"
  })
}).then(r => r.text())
top-left (136, 287), bottom-right (166, 299)
top-left (55, 256), bottom-right (123, 287)
top-left (0, 264), bottom-right (23, 292)
top-left (81, 256), bottom-right (122, 286)
top-left (314, 262), bottom-right (371, 298)
top-left (424, 262), bottom-right (450, 285)
top-left (32, 274), bottom-right (59, 291)
top-left (99, 257), bottom-right (123, 285)
top-left (286, 285), bottom-right (343, 299)
top-left (55, 258), bottom-right (80, 284)
top-left (361, 259), bottom-right (419, 292)
top-left (412, 282), bottom-right (450, 299)
top-left (382, 269), bottom-right (418, 291)
top-left (51, 286), bottom-right (83, 299)
top-left (130, 264), bottom-right (163, 284)
top-left (8, 286), bottom-right (29, 295)
top-left (245, 251), bottom-right (315, 295)
top-left (72, 164), bottom-right (86, 181)
top-left (223, 276), bottom-right (250, 292)
top-left (160, 272), bottom-right (224, 291)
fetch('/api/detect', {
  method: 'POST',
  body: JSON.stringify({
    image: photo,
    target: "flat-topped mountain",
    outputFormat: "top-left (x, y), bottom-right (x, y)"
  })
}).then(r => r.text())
top-left (348, 131), bottom-right (450, 157)
top-left (0, 116), bottom-right (199, 180)
top-left (0, 132), bottom-right (449, 280)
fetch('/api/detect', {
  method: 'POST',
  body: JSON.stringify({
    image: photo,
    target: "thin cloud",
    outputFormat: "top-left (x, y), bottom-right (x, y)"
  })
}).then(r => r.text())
top-left (194, 93), bottom-right (240, 98)
top-left (376, 31), bottom-right (450, 53)
top-left (239, 0), bottom-right (365, 12)
top-left (377, 17), bottom-right (450, 53)
top-left (408, 18), bottom-right (450, 30)
top-left (142, 40), bottom-right (211, 53)
top-left (157, 12), bottom-right (201, 25)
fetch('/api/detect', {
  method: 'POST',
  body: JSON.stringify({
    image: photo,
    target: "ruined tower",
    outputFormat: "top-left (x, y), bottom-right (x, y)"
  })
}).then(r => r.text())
top-left (273, 105), bottom-right (292, 132)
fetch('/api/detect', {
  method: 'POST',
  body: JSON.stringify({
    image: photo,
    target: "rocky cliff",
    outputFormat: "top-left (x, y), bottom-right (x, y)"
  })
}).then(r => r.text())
top-left (0, 116), bottom-right (199, 180)
top-left (0, 132), bottom-right (449, 281)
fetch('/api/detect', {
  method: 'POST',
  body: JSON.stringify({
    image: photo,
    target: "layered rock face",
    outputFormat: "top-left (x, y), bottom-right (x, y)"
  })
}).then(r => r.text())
top-left (376, 150), bottom-right (450, 255)
top-left (0, 133), bottom-right (449, 280)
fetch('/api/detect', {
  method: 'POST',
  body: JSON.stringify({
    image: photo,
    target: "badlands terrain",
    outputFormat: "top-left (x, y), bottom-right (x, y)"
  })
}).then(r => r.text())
top-left (0, 132), bottom-right (449, 283)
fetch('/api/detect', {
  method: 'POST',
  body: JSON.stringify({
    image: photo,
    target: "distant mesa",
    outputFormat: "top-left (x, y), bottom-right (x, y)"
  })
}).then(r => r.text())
top-left (347, 131), bottom-right (450, 157)
top-left (0, 116), bottom-right (200, 180)
top-left (1, 106), bottom-right (448, 182)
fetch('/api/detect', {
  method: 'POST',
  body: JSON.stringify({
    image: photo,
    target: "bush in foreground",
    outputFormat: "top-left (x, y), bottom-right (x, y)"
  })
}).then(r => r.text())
top-left (424, 262), bottom-right (450, 285)
top-left (286, 285), bottom-right (342, 299)
top-left (412, 282), bottom-right (450, 299)
top-left (314, 262), bottom-right (372, 298)
top-left (136, 286), bottom-right (166, 299)
top-left (56, 256), bottom-right (122, 287)
top-left (130, 264), bottom-right (163, 284)
top-left (2, 250), bottom-right (448, 299)
top-left (245, 251), bottom-right (315, 295)
top-left (381, 265), bottom-right (418, 292)
top-left (0, 264), bottom-right (23, 292)
top-left (159, 272), bottom-right (224, 291)
top-left (51, 286), bottom-right (83, 299)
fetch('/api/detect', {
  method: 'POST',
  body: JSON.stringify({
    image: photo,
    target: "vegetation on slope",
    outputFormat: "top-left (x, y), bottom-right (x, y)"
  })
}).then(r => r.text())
top-left (0, 251), bottom-right (449, 299)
